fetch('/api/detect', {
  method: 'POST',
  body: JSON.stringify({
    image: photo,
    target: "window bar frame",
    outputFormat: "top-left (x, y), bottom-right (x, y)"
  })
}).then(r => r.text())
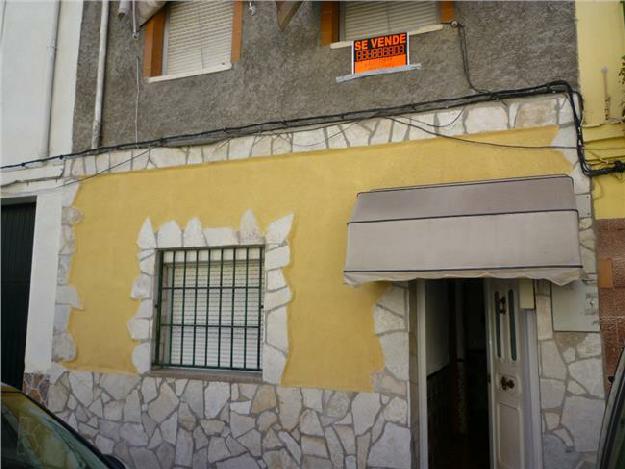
top-left (217, 247), bottom-right (225, 368)
top-left (192, 250), bottom-right (200, 367)
top-left (179, 249), bottom-right (188, 366)
top-left (256, 248), bottom-right (264, 369)
top-left (153, 250), bottom-right (165, 366)
top-left (167, 249), bottom-right (177, 365)
top-left (155, 246), bottom-right (264, 371)
top-left (243, 247), bottom-right (249, 368)
top-left (204, 247), bottom-right (211, 367)
top-left (230, 247), bottom-right (236, 369)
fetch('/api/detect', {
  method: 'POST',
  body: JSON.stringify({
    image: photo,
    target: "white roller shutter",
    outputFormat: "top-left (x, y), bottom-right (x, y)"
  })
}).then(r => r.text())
top-left (342, 1), bottom-right (439, 41)
top-left (163, 1), bottom-right (234, 76)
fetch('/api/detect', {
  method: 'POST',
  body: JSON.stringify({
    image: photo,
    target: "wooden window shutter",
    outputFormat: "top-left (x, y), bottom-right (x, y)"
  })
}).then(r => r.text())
top-left (231, 1), bottom-right (243, 63)
top-left (143, 9), bottom-right (167, 77)
top-left (439, 1), bottom-right (455, 23)
top-left (320, 1), bottom-right (339, 46)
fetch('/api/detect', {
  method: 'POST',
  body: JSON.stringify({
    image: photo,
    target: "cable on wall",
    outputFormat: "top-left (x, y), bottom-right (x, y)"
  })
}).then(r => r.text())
top-left (1, 81), bottom-right (623, 177)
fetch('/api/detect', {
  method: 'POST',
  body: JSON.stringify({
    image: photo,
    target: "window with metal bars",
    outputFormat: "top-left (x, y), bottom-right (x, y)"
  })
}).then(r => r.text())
top-left (153, 246), bottom-right (264, 372)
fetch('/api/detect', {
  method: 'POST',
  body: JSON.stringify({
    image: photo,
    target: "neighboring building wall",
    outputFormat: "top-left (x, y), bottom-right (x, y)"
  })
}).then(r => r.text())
top-left (1, 0), bottom-right (58, 165)
top-left (70, 1), bottom-right (578, 151)
top-left (597, 220), bottom-right (625, 383)
top-left (1, 0), bottom-right (83, 383)
top-left (14, 92), bottom-right (604, 468)
top-left (576, 1), bottom-right (624, 127)
top-left (576, 0), bottom-right (625, 384)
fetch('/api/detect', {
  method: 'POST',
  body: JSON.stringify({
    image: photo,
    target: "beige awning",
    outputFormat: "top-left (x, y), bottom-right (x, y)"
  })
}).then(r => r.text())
top-left (344, 175), bottom-right (583, 286)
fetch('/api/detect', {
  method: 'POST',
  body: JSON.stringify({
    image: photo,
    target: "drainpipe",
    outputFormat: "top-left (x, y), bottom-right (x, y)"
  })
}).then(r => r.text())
top-left (91, 0), bottom-right (109, 149)
top-left (41, 0), bottom-right (60, 157)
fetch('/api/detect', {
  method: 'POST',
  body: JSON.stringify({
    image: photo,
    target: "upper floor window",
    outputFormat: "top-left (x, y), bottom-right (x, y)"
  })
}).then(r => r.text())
top-left (320, 1), bottom-right (454, 46)
top-left (144, 1), bottom-right (242, 81)
top-left (164, 1), bottom-right (233, 76)
top-left (341, 1), bottom-right (440, 41)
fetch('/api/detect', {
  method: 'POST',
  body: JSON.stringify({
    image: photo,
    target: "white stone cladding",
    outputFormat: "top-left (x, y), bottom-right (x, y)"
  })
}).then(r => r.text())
top-left (7, 92), bottom-right (601, 468)
top-left (536, 280), bottom-right (604, 469)
top-left (47, 369), bottom-right (412, 469)
top-left (129, 211), bottom-right (294, 384)
top-left (51, 183), bottom-right (81, 363)
top-left (49, 95), bottom-right (587, 195)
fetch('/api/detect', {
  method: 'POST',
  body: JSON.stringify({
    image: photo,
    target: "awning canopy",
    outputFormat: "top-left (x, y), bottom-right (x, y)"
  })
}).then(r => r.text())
top-left (344, 175), bottom-right (582, 286)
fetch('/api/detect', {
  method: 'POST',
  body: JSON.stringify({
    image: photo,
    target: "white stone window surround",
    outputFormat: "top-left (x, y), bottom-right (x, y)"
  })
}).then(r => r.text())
top-left (130, 210), bottom-right (294, 385)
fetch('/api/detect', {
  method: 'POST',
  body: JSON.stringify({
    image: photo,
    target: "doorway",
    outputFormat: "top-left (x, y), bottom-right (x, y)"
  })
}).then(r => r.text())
top-left (418, 278), bottom-right (539, 469)
top-left (424, 279), bottom-right (489, 469)
top-left (1, 201), bottom-right (36, 389)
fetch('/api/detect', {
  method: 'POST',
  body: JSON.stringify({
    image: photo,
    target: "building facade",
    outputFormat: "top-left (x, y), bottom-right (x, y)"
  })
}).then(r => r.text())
top-left (2, 1), bottom-right (624, 469)
top-left (575, 0), bottom-right (625, 388)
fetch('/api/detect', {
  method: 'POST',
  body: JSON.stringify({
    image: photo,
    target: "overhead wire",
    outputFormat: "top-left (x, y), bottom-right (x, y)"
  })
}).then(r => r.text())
top-left (1, 71), bottom-right (623, 178)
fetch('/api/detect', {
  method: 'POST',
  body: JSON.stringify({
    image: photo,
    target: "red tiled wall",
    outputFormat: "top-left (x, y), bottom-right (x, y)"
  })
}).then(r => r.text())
top-left (598, 219), bottom-right (625, 385)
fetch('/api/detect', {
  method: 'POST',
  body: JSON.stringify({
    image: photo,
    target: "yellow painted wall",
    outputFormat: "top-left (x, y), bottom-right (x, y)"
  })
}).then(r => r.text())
top-left (576, 1), bottom-right (624, 126)
top-left (576, 0), bottom-right (625, 219)
top-left (67, 127), bottom-right (571, 392)
top-left (587, 124), bottom-right (625, 219)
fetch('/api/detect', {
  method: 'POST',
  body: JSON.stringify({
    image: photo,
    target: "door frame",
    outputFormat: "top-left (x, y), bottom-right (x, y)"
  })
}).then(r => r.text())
top-left (415, 279), bottom-right (542, 469)
top-left (416, 280), bottom-right (428, 469)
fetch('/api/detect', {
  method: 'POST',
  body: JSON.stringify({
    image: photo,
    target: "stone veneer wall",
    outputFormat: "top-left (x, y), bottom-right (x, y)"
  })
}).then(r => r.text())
top-left (536, 278), bottom-right (605, 468)
top-left (13, 93), bottom-right (606, 468)
top-left (58, 95), bottom-right (578, 181)
top-left (44, 283), bottom-right (414, 469)
top-left (45, 370), bottom-right (412, 469)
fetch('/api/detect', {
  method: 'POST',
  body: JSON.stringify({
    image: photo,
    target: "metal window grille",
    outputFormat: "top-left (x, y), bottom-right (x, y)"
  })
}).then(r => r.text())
top-left (154, 246), bottom-right (264, 371)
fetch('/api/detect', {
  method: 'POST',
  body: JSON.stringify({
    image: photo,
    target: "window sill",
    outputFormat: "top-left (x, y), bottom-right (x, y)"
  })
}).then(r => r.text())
top-left (336, 63), bottom-right (422, 83)
top-left (147, 367), bottom-right (263, 384)
top-left (146, 63), bottom-right (232, 83)
top-left (329, 24), bottom-right (445, 49)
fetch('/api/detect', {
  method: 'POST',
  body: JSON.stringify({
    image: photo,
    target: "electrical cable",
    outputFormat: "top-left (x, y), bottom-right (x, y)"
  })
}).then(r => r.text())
top-left (2, 148), bottom-right (153, 199)
top-left (454, 22), bottom-right (489, 94)
top-left (388, 116), bottom-right (573, 151)
top-left (1, 81), bottom-right (623, 177)
top-left (59, 147), bottom-right (152, 189)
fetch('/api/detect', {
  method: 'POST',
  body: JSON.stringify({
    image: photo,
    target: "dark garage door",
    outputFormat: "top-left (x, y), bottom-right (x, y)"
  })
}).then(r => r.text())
top-left (1, 202), bottom-right (36, 389)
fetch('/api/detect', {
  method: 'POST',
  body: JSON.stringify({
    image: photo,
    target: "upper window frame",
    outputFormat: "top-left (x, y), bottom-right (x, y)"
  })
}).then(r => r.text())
top-left (143, 1), bottom-right (243, 82)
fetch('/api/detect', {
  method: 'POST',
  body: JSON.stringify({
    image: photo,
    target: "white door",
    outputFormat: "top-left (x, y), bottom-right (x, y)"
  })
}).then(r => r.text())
top-left (486, 279), bottom-right (526, 469)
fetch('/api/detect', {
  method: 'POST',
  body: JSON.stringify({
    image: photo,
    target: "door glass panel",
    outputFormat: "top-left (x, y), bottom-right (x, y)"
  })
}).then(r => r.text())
top-left (508, 289), bottom-right (517, 361)
top-left (495, 291), bottom-right (502, 358)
